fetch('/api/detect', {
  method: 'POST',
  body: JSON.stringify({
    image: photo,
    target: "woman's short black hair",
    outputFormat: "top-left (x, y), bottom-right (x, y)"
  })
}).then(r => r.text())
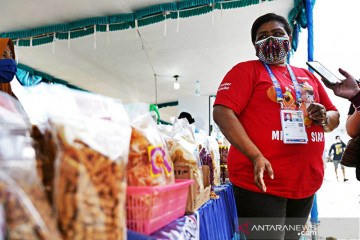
top-left (251, 13), bottom-right (292, 43)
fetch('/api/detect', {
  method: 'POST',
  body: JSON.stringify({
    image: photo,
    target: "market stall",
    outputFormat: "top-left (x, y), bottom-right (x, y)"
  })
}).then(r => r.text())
top-left (1, 0), bottom-right (300, 106)
top-left (0, 0), bottom-right (315, 239)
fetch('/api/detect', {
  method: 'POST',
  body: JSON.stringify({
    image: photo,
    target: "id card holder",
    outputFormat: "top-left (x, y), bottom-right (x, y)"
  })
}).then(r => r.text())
top-left (280, 109), bottom-right (308, 144)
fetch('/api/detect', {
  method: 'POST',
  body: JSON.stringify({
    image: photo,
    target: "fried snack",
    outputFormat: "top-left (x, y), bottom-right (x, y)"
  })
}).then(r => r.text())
top-left (210, 191), bottom-right (220, 200)
top-left (56, 138), bottom-right (126, 240)
top-left (31, 125), bottom-right (57, 205)
top-left (127, 128), bottom-right (174, 186)
top-left (0, 169), bottom-right (61, 240)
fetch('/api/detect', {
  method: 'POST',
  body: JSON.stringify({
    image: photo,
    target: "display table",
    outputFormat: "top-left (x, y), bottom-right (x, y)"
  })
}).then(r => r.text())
top-left (127, 183), bottom-right (239, 240)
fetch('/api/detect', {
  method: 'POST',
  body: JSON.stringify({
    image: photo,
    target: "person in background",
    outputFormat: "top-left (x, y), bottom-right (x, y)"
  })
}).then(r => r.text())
top-left (328, 136), bottom-right (348, 181)
top-left (213, 13), bottom-right (339, 239)
top-left (0, 38), bottom-right (18, 99)
top-left (323, 69), bottom-right (360, 181)
top-left (178, 112), bottom-right (195, 124)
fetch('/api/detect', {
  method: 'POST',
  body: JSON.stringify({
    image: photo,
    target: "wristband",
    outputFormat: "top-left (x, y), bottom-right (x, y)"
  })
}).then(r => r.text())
top-left (350, 91), bottom-right (360, 111)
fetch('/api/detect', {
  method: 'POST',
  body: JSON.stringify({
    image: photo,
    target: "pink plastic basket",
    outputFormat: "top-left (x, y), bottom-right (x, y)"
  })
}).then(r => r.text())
top-left (126, 179), bottom-right (194, 235)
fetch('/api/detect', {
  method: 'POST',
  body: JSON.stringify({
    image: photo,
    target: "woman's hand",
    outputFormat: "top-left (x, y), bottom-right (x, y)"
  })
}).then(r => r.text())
top-left (252, 155), bottom-right (274, 192)
top-left (307, 103), bottom-right (327, 125)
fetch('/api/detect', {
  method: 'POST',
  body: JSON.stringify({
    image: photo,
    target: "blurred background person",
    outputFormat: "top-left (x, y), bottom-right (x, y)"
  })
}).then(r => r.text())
top-left (0, 38), bottom-right (18, 99)
top-left (328, 136), bottom-right (348, 181)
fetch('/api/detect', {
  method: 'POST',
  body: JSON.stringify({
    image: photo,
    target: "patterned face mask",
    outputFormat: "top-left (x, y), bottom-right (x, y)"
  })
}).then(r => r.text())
top-left (255, 36), bottom-right (290, 64)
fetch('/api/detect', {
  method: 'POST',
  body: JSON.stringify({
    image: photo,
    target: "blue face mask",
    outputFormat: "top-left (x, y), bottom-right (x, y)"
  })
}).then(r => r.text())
top-left (0, 59), bottom-right (17, 83)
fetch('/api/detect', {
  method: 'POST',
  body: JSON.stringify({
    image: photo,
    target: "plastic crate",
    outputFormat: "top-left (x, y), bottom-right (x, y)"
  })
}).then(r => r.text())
top-left (126, 179), bottom-right (194, 235)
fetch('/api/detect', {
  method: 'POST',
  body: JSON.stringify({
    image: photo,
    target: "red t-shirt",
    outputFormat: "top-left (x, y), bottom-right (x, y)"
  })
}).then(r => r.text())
top-left (214, 60), bottom-right (337, 199)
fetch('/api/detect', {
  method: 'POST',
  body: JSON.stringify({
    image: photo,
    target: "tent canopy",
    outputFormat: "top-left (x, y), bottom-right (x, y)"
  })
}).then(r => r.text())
top-left (2, 0), bottom-right (296, 104)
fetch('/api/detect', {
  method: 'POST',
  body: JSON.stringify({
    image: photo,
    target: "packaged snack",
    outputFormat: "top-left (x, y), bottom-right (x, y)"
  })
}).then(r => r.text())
top-left (31, 126), bottom-right (56, 204)
top-left (0, 166), bottom-right (61, 240)
top-left (0, 204), bottom-right (4, 240)
top-left (51, 116), bottom-right (130, 240)
top-left (14, 84), bottom-right (61, 206)
top-left (0, 92), bottom-right (29, 128)
top-left (16, 84), bottom-right (129, 206)
top-left (219, 146), bottom-right (230, 184)
top-left (170, 119), bottom-right (204, 190)
top-left (127, 114), bottom-right (174, 186)
top-left (199, 148), bottom-right (214, 189)
top-left (157, 124), bottom-right (174, 151)
top-left (0, 93), bottom-right (61, 240)
top-left (206, 137), bottom-right (221, 187)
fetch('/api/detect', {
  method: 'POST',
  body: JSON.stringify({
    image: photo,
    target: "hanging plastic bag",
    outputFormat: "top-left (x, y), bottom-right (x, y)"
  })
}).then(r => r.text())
top-left (127, 113), bottom-right (174, 186)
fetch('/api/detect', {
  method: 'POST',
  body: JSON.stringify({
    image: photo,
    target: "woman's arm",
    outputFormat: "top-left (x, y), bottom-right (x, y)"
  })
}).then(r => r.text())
top-left (346, 107), bottom-right (360, 138)
top-left (213, 105), bottom-right (274, 192)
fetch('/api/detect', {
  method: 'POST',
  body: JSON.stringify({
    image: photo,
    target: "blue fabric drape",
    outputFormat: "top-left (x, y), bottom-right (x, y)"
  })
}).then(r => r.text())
top-left (16, 68), bottom-right (42, 86)
top-left (310, 193), bottom-right (319, 224)
top-left (305, 0), bottom-right (315, 73)
top-left (199, 184), bottom-right (239, 240)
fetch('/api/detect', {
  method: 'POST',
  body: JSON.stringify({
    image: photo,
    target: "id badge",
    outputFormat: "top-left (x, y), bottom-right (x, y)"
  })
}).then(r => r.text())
top-left (280, 109), bottom-right (308, 144)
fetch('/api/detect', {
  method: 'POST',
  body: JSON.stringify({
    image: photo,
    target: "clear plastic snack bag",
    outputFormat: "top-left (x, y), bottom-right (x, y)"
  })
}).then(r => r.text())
top-left (0, 164), bottom-right (61, 240)
top-left (157, 123), bottom-right (174, 151)
top-left (170, 119), bottom-right (204, 190)
top-left (127, 113), bottom-right (175, 186)
top-left (16, 84), bottom-right (130, 206)
top-left (51, 116), bottom-right (131, 240)
top-left (0, 95), bottom-right (61, 240)
top-left (206, 137), bottom-right (221, 187)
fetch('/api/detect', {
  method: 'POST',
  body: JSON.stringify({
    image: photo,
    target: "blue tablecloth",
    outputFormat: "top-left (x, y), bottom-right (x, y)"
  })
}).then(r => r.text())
top-left (128, 183), bottom-right (239, 240)
top-left (198, 183), bottom-right (239, 240)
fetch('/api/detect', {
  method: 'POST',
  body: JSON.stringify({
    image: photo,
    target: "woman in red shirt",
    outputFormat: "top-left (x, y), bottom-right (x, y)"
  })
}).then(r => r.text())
top-left (213, 13), bottom-right (339, 239)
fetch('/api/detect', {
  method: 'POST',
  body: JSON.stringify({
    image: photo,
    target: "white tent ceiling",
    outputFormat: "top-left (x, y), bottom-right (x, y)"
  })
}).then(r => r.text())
top-left (2, 0), bottom-right (294, 104)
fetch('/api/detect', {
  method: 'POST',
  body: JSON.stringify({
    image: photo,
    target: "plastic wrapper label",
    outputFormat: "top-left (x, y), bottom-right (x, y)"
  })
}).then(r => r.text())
top-left (148, 145), bottom-right (174, 178)
top-left (149, 145), bottom-right (165, 177)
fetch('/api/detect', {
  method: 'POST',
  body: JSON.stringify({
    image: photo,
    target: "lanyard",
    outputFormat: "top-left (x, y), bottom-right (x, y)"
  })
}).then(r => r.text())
top-left (262, 62), bottom-right (302, 107)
